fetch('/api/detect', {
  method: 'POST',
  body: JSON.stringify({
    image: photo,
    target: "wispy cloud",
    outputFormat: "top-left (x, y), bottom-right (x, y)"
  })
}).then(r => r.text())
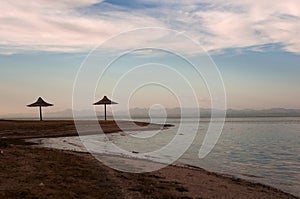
top-left (1, 0), bottom-right (300, 54)
top-left (135, 0), bottom-right (300, 53)
top-left (0, 0), bottom-right (165, 54)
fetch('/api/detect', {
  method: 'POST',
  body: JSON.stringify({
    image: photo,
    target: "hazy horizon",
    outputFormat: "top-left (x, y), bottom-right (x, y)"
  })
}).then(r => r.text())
top-left (2, 107), bottom-right (300, 119)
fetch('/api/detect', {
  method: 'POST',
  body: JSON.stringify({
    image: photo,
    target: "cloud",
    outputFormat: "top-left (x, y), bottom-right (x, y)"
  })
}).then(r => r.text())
top-left (0, 0), bottom-right (300, 54)
top-left (0, 0), bottom-right (165, 54)
top-left (158, 0), bottom-right (300, 53)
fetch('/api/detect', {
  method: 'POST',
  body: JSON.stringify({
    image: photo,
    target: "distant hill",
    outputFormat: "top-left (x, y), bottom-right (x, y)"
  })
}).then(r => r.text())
top-left (121, 108), bottom-right (300, 118)
top-left (1, 108), bottom-right (300, 119)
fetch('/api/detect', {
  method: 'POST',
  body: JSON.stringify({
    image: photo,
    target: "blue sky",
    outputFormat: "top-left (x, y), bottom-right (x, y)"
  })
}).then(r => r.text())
top-left (0, 0), bottom-right (300, 115)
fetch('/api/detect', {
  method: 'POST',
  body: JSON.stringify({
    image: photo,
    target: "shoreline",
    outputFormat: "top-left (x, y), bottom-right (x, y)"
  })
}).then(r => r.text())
top-left (0, 120), bottom-right (173, 139)
top-left (51, 147), bottom-right (300, 197)
top-left (0, 120), bottom-right (299, 198)
top-left (30, 138), bottom-right (300, 198)
top-left (1, 141), bottom-right (298, 198)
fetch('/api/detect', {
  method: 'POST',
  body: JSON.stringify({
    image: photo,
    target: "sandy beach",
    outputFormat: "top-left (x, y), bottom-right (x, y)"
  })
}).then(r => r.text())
top-left (0, 120), bottom-right (298, 199)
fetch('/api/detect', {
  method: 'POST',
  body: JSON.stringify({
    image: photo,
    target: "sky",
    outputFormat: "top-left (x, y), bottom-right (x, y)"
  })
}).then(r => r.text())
top-left (0, 0), bottom-right (300, 115)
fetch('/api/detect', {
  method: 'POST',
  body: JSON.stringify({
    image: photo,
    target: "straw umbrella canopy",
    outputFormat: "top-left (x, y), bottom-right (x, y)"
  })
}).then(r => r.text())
top-left (27, 97), bottom-right (53, 121)
top-left (93, 96), bottom-right (118, 120)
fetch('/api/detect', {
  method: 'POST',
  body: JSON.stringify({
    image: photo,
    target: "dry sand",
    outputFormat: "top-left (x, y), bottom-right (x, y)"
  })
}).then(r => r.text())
top-left (0, 120), bottom-right (298, 199)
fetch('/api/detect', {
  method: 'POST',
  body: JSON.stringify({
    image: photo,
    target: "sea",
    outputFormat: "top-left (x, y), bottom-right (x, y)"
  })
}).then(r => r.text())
top-left (30, 117), bottom-right (300, 197)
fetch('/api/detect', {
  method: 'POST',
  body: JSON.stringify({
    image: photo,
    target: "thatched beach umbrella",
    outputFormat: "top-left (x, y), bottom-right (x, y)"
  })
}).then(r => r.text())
top-left (27, 97), bottom-right (53, 121)
top-left (93, 96), bottom-right (118, 120)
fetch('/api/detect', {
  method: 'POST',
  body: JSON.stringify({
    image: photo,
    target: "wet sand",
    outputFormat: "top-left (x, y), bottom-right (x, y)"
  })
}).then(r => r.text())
top-left (0, 120), bottom-right (298, 199)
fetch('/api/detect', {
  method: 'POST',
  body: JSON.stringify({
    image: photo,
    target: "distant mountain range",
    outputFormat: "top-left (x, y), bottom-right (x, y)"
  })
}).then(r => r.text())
top-left (1, 108), bottom-right (300, 119)
top-left (124, 108), bottom-right (300, 118)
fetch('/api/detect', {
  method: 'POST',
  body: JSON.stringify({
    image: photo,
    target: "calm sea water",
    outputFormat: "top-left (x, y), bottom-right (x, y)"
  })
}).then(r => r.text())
top-left (176, 117), bottom-right (300, 197)
top-left (32, 117), bottom-right (300, 197)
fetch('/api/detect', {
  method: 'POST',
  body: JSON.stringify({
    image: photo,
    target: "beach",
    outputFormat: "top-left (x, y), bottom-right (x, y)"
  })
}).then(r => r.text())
top-left (0, 120), bottom-right (168, 139)
top-left (0, 120), bottom-right (298, 199)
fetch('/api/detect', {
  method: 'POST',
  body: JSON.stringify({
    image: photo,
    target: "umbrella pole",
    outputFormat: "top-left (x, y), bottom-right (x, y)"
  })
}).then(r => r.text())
top-left (39, 106), bottom-right (43, 121)
top-left (104, 104), bottom-right (107, 120)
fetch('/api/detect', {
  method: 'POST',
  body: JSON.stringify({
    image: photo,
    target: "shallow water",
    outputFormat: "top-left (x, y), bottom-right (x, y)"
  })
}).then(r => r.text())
top-left (30, 117), bottom-right (300, 197)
